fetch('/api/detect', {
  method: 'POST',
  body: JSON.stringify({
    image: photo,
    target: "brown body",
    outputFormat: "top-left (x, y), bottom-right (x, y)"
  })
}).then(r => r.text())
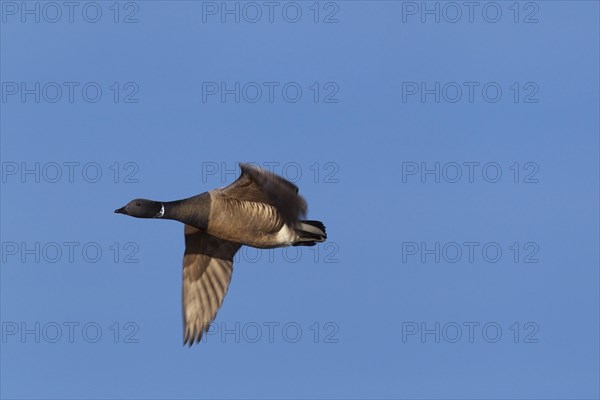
top-left (206, 191), bottom-right (291, 248)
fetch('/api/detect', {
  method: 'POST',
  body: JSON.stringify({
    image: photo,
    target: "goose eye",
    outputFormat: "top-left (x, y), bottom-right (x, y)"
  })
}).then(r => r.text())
top-left (136, 202), bottom-right (141, 206)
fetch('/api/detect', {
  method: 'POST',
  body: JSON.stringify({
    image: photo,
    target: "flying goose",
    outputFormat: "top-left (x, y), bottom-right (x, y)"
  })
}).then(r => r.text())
top-left (115, 163), bottom-right (326, 345)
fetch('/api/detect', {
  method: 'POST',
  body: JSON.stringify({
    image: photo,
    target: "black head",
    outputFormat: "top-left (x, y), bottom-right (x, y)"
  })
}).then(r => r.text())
top-left (114, 199), bottom-right (164, 218)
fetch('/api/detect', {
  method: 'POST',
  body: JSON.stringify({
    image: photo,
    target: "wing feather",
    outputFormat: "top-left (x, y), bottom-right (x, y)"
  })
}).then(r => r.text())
top-left (182, 224), bottom-right (241, 345)
top-left (216, 163), bottom-right (307, 225)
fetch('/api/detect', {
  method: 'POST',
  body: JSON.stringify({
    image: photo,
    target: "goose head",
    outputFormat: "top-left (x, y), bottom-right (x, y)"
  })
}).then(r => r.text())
top-left (115, 199), bottom-right (164, 218)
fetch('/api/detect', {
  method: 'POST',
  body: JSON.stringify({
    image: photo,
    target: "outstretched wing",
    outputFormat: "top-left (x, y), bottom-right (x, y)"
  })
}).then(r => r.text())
top-left (216, 163), bottom-right (307, 225)
top-left (182, 224), bottom-right (241, 345)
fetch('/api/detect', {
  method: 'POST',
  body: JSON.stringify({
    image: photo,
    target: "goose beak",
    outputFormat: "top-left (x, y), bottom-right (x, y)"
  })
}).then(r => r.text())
top-left (114, 207), bottom-right (126, 214)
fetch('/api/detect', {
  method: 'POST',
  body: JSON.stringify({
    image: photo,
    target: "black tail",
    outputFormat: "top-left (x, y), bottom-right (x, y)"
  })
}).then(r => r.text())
top-left (293, 220), bottom-right (327, 246)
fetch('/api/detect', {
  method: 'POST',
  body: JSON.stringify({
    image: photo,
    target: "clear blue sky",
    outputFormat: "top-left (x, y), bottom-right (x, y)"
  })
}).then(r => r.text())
top-left (1, 1), bottom-right (598, 399)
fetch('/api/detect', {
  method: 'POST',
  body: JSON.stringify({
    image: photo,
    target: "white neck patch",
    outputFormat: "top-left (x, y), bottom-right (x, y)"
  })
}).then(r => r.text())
top-left (154, 203), bottom-right (165, 218)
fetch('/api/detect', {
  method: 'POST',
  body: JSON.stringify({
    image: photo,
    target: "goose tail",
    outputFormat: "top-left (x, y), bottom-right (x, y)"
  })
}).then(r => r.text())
top-left (293, 220), bottom-right (327, 246)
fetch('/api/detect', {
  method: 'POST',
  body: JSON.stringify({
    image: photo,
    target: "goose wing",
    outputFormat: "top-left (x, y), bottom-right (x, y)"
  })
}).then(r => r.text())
top-left (216, 163), bottom-right (307, 225)
top-left (182, 224), bottom-right (241, 345)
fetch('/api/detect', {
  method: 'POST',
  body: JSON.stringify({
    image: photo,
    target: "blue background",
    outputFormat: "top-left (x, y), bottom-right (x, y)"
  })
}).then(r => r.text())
top-left (1, 1), bottom-right (599, 399)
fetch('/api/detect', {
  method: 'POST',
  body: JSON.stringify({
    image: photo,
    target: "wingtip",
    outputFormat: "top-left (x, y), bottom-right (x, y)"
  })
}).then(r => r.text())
top-left (183, 331), bottom-right (206, 347)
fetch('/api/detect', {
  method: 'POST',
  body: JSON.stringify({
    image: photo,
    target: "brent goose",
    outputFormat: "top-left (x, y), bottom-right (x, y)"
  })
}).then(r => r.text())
top-left (115, 163), bottom-right (326, 345)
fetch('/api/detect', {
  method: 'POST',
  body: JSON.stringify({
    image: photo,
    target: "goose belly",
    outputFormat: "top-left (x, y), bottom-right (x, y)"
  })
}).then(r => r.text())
top-left (239, 223), bottom-right (296, 248)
